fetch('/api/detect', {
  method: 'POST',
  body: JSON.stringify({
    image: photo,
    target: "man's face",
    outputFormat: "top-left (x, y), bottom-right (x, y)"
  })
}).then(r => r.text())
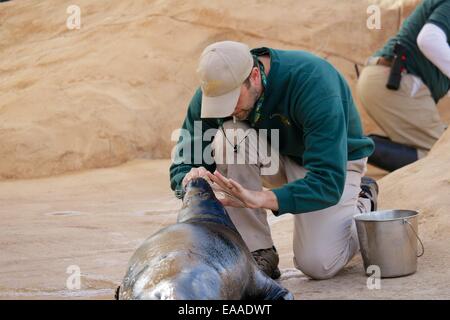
top-left (231, 81), bottom-right (260, 121)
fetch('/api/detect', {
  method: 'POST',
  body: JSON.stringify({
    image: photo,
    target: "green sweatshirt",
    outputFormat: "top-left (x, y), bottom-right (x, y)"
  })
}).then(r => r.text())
top-left (374, 0), bottom-right (450, 103)
top-left (170, 47), bottom-right (374, 215)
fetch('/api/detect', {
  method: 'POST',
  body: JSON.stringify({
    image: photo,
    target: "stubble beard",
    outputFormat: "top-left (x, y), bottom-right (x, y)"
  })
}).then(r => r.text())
top-left (235, 85), bottom-right (261, 121)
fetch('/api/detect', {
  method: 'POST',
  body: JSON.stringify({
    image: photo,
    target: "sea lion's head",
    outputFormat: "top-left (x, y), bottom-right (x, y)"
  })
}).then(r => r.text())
top-left (178, 177), bottom-right (234, 228)
top-left (182, 177), bottom-right (216, 207)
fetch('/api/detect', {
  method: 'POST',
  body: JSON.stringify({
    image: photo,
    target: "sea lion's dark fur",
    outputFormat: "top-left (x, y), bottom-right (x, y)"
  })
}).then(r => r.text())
top-left (117, 178), bottom-right (293, 300)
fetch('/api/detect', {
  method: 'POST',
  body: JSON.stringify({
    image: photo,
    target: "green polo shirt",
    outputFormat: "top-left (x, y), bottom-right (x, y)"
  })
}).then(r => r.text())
top-left (374, 0), bottom-right (450, 103)
top-left (170, 48), bottom-right (374, 215)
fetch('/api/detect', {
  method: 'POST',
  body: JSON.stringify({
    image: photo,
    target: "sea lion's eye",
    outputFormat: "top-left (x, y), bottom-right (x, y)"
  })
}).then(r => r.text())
top-left (200, 192), bottom-right (210, 200)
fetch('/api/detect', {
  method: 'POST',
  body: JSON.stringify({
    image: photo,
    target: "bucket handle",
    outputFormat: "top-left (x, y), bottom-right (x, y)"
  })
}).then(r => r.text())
top-left (403, 219), bottom-right (425, 257)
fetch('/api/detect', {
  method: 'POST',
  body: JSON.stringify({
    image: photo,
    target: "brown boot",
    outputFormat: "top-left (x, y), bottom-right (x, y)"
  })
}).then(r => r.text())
top-left (251, 246), bottom-right (281, 279)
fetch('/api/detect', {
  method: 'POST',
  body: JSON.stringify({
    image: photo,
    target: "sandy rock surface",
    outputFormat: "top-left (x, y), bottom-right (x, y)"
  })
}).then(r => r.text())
top-left (2, 0), bottom-right (449, 180)
top-left (0, 156), bottom-right (448, 299)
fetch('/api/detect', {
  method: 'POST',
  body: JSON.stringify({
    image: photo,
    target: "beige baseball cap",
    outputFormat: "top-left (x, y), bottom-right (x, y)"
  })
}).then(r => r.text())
top-left (197, 41), bottom-right (254, 118)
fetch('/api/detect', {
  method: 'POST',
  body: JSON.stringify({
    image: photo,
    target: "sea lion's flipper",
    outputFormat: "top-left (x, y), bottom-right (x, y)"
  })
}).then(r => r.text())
top-left (250, 269), bottom-right (294, 300)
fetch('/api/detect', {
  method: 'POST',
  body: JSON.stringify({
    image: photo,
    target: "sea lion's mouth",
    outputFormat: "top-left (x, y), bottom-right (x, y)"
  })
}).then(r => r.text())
top-left (184, 178), bottom-right (215, 203)
top-left (183, 191), bottom-right (211, 206)
top-left (186, 177), bottom-right (213, 192)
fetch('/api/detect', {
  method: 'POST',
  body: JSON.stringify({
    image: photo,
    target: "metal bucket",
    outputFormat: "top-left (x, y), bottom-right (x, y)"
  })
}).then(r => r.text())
top-left (354, 209), bottom-right (424, 278)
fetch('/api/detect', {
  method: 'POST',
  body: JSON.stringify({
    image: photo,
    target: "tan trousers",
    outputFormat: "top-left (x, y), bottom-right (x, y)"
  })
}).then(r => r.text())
top-left (357, 63), bottom-right (446, 158)
top-left (212, 120), bottom-right (371, 280)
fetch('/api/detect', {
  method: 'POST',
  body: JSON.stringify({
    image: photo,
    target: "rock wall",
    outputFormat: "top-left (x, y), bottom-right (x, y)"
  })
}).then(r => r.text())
top-left (1, 0), bottom-right (448, 179)
top-left (378, 128), bottom-right (450, 241)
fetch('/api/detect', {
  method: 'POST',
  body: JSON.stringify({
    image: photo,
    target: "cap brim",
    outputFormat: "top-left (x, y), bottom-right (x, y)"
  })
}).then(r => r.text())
top-left (200, 86), bottom-right (240, 118)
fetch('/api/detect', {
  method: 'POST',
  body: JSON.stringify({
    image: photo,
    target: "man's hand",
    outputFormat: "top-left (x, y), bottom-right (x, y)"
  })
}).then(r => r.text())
top-left (206, 170), bottom-right (279, 211)
top-left (182, 167), bottom-right (209, 188)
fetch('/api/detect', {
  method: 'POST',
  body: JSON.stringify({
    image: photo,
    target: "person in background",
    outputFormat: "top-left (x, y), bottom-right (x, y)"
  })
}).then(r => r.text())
top-left (357, 0), bottom-right (450, 172)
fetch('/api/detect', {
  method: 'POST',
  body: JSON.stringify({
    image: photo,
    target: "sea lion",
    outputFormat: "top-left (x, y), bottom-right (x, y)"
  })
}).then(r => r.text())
top-left (116, 177), bottom-right (293, 300)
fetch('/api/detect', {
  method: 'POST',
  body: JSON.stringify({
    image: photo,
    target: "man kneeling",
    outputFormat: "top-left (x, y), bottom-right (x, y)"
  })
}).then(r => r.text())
top-left (170, 41), bottom-right (378, 280)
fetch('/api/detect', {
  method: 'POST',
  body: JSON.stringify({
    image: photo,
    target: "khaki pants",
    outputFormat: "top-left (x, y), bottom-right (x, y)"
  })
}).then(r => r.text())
top-left (212, 120), bottom-right (371, 280)
top-left (356, 63), bottom-right (446, 158)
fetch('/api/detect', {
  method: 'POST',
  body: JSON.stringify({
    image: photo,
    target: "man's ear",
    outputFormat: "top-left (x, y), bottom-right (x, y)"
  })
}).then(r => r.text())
top-left (250, 67), bottom-right (260, 85)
